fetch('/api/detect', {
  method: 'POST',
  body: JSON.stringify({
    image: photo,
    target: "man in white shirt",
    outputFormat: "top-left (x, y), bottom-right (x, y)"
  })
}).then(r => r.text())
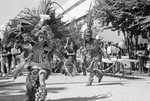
top-left (107, 42), bottom-right (113, 57)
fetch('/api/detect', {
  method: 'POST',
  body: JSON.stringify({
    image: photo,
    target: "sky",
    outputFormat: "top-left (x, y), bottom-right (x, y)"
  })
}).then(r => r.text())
top-left (0, 0), bottom-right (68, 38)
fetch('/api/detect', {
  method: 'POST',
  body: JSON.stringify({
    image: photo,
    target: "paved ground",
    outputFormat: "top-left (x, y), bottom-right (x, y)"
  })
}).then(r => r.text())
top-left (0, 73), bottom-right (150, 101)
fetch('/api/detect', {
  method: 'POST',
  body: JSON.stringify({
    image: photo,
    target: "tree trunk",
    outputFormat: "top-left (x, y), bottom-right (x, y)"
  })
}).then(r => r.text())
top-left (134, 35), bottom-right (138, 51)
top-left (123, 31), bottom-right (135, 70)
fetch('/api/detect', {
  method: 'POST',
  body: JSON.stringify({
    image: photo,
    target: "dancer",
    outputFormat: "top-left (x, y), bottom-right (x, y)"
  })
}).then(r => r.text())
top-left (13, 29), bottom-right (52, 101)
top-left (82, 28), bottom-right (104, 86)
top-left (12, 5), bottom-right (68, 100)
top-left (79, 1), bottom-right (104, 86)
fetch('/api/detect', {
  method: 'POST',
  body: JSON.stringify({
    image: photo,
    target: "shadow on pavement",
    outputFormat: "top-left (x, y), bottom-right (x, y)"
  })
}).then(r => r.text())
top-left (47, 87), bottom-right (67, 93)
top-left (0, 92), bottom-right (112, 101)
top-left (0, 82), bottom-right (25, 87)
top-left (0, 82), bottom-right (26, 96)
top-left (0, 77), bottom-right (11, 80)
top-left (47, 93), bottom-right (112, 101)
top-left (0, 81), bottom-right (67, 100)
top-left (0, 86), bottom-right (67, 95)
top-left (104, 73), bottom-right (145, 80)
top-left (47, 82), bottom-right (126, 87)
top-left (0, 94), bottom-right (27, 101)
top-left (47, 82), bottom-right (87, 85)
top-left (0, 80), bottom-right (15, 86)
top-left (93, 82), bottom-right (126, 86)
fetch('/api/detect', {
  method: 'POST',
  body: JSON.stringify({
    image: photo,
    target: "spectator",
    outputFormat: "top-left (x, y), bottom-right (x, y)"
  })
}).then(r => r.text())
top-left (107, 42), bottom-right (113, 58)
top-left (143, 43), bottom-right (149, 72)
top-left (64, 37), bottom-right (80, 75)
top-left (104, 43), bottom-right (108, 58)
top-left (1, 43), bottom-right (9, 76)
top-left (64, 37), bottom-right (76, 64)
top-left (7, 41), bottom-right (13, 74)
top-left (116, 43), bottom-right (123, 59)
top-left (137, 45), bottom-right (145, 74)
top-left (64, 37), bottom-right (76, 58)
top-left (11, 41), bottom-right (21, 68)
top-left (0, 38), bottom-right (2, 76)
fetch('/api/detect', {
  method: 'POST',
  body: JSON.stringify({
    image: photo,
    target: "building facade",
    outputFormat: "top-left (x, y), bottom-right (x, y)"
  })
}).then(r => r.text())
top-left (56, 0), bottom-right (124, 43)
top-left (56, 0), bottom-right (93, 23)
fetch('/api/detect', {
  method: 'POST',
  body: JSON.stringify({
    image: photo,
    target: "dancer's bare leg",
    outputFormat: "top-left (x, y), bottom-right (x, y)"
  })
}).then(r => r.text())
top-left (39, 69), bottom-right (47, 87)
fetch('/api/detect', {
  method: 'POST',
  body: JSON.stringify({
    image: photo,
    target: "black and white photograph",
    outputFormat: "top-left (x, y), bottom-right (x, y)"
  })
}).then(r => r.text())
top-left (0, 0), bottom-right (150, 101)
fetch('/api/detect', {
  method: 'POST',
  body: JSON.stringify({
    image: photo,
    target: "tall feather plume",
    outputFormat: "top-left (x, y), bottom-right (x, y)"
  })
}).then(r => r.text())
top-left (84, 0), bottom-right (94, 37)
top-left (87, 0), bottom-right (93, 30)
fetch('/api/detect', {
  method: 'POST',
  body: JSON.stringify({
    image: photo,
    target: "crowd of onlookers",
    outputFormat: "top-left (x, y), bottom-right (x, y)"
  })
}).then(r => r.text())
top-left (0, 38), bottom-right (33, 77)
top-left (51, 37), bottom-right (150, 75)
top-left (104, 42), bottom-right (150, 74)
top-left (60, 39), bottom-right (150, 75)
top-left (0, 35), bottom-right (150, 77)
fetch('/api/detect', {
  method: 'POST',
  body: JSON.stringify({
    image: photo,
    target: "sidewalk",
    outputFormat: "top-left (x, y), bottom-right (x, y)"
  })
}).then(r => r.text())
top-left (104, 70), bottom-right (150, 80)
top-left (0, 73), bottom-right (150, 101)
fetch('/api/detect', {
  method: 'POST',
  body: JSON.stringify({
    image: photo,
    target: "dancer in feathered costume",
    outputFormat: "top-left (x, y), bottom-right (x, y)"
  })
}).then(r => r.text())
top-left (81, 1), bottom-right (104, 86)
top-left (24, 24), bottom-right (52, 101)
top-left (82, 27), bottom-right (104, 86)
top-left (8, 1), bottom-right (69, 101)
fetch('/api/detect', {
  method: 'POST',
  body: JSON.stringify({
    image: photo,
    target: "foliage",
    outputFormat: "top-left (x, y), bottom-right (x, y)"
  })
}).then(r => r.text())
top-left (93, 0), bottom-right (150, 37)
top-left (93, 0), bottom-right (150, 58)
top-left (68, 19), bottom-right (84, 47)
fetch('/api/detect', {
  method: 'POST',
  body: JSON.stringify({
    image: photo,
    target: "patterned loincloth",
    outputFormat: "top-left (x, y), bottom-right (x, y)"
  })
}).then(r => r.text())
top-left (26, 68), bottom-right (48, 101)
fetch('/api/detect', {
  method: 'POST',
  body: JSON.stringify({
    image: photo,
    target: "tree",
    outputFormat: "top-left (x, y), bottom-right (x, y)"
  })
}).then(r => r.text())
top-left (93, 0), bottom-right (150, 59)
top-left (67, 18), bottom-right (84, 47)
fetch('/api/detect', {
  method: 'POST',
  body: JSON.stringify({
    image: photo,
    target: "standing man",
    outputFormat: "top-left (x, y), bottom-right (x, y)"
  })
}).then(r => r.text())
top-left (1, 43), bottom-right (9, 76)
top-left (7, 41), bottom-right (13, 74)
top-left (11, 41), bottom-right (21, 69)
top-left (107, 42), bottom-right (113, 58)
top-left (0, 38), bottom-right (2, 76)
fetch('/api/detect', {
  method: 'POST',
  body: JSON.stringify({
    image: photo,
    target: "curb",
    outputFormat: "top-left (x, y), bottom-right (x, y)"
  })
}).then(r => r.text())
top-left (103, 73), bottom-right (146, 80)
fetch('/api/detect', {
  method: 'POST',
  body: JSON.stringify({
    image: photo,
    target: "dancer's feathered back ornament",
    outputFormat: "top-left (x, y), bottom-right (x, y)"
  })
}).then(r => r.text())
top-left (3, 0), bottom-right (70, 43)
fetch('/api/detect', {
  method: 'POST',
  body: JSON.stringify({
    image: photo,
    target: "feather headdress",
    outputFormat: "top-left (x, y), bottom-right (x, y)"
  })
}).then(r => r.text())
top-left (83, 0), bottom-right (93, 37)
top-left (3, 0), bottom-right (70, 43)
